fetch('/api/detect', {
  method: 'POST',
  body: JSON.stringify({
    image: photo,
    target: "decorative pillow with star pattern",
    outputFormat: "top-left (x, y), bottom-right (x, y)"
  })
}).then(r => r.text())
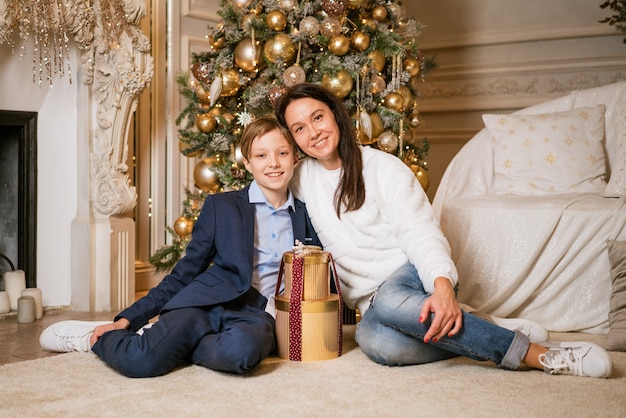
top-left (483, 105), bottom-right (607, 195)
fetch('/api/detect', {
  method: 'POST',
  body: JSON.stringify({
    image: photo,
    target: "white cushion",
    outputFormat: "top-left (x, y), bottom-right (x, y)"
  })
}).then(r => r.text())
top-left (604, 102), bottom-right (626, 198)
top-left (483, 105), bottom-right (607, 195)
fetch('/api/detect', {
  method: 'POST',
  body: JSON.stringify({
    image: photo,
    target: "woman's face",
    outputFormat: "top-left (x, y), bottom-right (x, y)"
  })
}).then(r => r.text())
top-left (283, 97), bottom-right (342, 170)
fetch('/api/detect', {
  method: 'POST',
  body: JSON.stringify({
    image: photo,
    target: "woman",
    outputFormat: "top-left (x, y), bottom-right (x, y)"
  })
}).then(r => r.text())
top-left (274, 83), bottom-right (612, 378)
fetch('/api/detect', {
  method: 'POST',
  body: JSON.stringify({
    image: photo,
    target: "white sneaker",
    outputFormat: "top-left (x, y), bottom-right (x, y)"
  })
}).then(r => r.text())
top-left (491, 316), bottom-right (549, 343)
top-left (539, 341), bottom-right (613, 378)
top-left (39, 320), bottom-right (112, 352)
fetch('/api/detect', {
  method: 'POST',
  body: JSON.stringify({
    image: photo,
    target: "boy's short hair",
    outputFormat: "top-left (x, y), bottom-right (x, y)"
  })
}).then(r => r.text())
top-left (239, 116), bottom-right (297, 160)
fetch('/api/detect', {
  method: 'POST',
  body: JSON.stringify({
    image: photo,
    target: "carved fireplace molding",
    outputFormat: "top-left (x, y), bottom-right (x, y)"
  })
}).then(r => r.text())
top-left (0, 0), bottom-right (153, 217)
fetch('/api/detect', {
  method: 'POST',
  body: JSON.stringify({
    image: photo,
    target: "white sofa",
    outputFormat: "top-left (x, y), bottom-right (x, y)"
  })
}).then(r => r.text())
top-left (433, 81), bottom-right (626, 333)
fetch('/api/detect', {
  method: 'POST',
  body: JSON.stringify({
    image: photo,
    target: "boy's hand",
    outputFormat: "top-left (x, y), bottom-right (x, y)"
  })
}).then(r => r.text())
top-left (90, 318), bottom-right (131, 346)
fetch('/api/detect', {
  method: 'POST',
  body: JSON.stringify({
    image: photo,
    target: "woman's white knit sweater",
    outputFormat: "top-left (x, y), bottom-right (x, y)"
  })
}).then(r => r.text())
top-left (291, 146), bottom-right (458, 315)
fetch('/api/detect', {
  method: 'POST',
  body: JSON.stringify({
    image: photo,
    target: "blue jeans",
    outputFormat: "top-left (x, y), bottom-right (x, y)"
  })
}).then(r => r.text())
top-left (355, 263), bottom-right (530, 370)
top-left (92, 294), bottom-right (275, 378)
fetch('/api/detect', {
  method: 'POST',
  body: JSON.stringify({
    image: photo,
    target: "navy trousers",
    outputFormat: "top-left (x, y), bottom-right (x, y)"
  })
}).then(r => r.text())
top-left (91, 291), bottom-right (275, 378)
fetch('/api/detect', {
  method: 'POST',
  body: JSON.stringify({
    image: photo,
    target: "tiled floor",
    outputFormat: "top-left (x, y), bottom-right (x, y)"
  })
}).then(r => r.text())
top-left (0, 308), bottom-right (115, 366)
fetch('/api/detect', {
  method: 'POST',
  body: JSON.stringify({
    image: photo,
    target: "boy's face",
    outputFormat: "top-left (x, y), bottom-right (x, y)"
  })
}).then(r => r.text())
top-left (243, 128), bottom-right (298, 201)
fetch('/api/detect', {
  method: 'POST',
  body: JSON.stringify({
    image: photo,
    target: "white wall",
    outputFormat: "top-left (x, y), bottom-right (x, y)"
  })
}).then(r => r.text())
top-left (404, 0), bottom-right (626, 200)
top-left (0, 44), bottom-right (80, 307)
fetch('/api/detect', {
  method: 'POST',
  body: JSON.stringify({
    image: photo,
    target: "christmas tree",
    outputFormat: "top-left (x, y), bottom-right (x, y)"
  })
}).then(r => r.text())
top-left (150, 0), bottom-right (433, 270)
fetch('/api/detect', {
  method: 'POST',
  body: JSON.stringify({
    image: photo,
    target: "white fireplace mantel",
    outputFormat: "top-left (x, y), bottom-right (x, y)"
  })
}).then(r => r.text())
top-left (0, 0), bottom-right (153, 312)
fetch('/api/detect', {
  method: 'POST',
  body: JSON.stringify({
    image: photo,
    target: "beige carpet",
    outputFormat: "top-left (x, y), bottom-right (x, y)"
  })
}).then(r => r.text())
top-left (1, 326), bottom-right (625, 417)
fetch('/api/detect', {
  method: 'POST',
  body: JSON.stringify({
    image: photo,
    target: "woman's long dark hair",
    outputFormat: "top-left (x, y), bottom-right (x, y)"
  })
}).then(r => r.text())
top-left (275, 83), bottom-right (365, 216)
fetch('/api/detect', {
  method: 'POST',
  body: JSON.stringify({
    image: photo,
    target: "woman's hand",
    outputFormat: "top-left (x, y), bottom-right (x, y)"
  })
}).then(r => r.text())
top-left (89, 318), bottom-right (131, 346)
top-left (419, 277), bottom-right (462, 343)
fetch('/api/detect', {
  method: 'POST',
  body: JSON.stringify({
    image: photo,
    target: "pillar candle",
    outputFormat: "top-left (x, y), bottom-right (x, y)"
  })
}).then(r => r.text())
top-left (17, 295), bottom-right (35, 323)
top-left (4, 270), bottom-right (26, 311)
top-left (21, 288), bottom-right (43, 319)
top-left (0, 291), bottom-right (10, 314)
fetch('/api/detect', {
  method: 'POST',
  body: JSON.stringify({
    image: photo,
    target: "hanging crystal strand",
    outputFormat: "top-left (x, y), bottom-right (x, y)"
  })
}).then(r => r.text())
top-left (398, 119), bottom-right (404, 159)
top-left (251, 28), bottom-right (256, 68)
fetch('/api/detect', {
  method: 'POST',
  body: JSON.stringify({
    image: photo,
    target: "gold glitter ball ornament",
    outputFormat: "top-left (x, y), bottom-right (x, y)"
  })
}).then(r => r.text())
top-left (299, 16), bottom-right (320, 36)
top-left (322, 70), bottom-right (354, 99)
top-left (322, 0), bottom-right (347, 17)
top-left (264, 33), bottom-right (297, 64)
top-left (283, 65), bottom-right (306, 87)
top-left (369, 74), bottom-right (386, 94)
top-left (320, 17), bottom-right (342, 37)
top-left (377, 131), bottom-right (399, 153)
top-left (220, 69), bottom-right (241, 97)
top-left (268, 85), bottom-right (289, 107)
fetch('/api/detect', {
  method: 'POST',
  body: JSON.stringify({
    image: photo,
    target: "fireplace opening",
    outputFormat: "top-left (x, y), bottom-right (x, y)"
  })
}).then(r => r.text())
top-left (0, 111), bottom-right (37, 289)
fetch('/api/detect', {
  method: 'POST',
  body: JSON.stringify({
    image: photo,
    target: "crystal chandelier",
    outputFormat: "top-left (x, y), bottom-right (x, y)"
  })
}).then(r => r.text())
top-left (0, 0), bottom-right (132, 85)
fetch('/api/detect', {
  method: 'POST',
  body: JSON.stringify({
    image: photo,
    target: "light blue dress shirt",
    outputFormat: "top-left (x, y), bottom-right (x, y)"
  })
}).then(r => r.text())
top-left (248, 180), bottom-right (295, 301)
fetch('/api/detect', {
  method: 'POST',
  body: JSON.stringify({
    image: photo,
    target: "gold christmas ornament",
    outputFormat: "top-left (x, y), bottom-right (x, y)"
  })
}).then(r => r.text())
top-left (268, 85), bottom-right (289, 107)
top-left (196, 113), bottom-right (217, 133)
top-left (283, 65), bottom-right (306, 87)
top-left (209, 35), bottom-right (226, 51)
top-left (178, 141), bottom-right (203, 158)
top-left (368, 50), bottom-right (386, 73)
top-left (241, 13), bottom-right (258, 28)
top-left (370, 112), bottom-right (384, 139)
top-left (356, 128), bottom-right (375, 145)
top-left (264, 33), bottom-right (297, 64)
top-left (279, 0), bottom-right (297, 10)
top-left (234, 38), bottom-right (263, 72)
top-left (220, 69), bottom-right (240, 97)
top-left (299, 16), bottom-right (320, 37)
top-left (378, 131), bottom-right (399, 153)
top-left (231, 0), bottom-right (252, 8)
top-left (191, 62), bottom-right (210, 84)
top-left (403, 57), bottom-right (421, 77)
top-left (320, 17), bottom-right (342, 37)
top-left (322, 0), bottom-right (347, 17)
top-left (322, 70), bottom-right (354, 99)
top-left (328, 34), bottom-right (350, 56)
top-left (174, 216), bottom-right (194, 237)
top-left (383, 91), bottom-right (404, 112)
top-left (266, 10), bottom-right (288, 31)
top-left (372, 5), bottom-right (388, 21)
top-left (347, 0), bottom-right (368, 9)
top-left (369, 74), bottom-right (386, 94)
top-left (350, 31), bottom-right (371, 52)
top-left (411, 164), bottom-right (430, 191)
top-left (361, 18), bottom-right (377, 30)
top-left (397, 85), bottom-right (413, 111)
top-left (195, 85), bottom-right (210, 103)
top-left (194, 156), bottom-right (221, 193)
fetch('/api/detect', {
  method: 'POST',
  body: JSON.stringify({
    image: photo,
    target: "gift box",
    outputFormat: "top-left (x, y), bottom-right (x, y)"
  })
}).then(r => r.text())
top-left (274, 244), bottom-right (343, 361)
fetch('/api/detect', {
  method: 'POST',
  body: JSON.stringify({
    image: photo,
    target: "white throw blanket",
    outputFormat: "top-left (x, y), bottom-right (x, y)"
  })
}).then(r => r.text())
top-left (433, 81), bottom-right (626, 333)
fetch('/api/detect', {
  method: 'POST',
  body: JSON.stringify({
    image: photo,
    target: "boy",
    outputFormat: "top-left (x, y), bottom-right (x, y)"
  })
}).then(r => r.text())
top-left (40, 116), bottom-right (321, 377)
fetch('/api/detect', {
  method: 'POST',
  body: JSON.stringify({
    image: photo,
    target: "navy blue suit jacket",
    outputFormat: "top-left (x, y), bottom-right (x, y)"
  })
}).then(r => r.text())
top-left (117, 186), bottom-right (321, 332)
